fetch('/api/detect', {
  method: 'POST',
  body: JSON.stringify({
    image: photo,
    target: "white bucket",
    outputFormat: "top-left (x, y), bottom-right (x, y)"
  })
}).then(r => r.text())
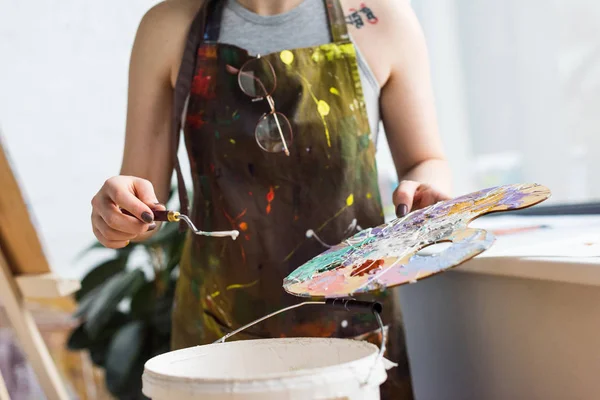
top-left (142, 337), bottom-right (394, 400)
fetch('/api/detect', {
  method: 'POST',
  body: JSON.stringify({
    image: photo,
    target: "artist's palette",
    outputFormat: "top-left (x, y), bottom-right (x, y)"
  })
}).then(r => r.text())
top-left (283, 183), bottom-right (551, 298)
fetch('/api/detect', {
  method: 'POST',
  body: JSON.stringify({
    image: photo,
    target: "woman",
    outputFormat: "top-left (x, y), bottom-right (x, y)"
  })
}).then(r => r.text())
top-left (91, 0), bottom-right (451, 397)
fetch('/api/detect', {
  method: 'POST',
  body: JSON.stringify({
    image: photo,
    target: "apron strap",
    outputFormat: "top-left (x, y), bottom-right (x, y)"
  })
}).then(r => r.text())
top-left (325, 0), bottom-right (350, 43)
top-left (203, 0), bottom-right (226, 42)
top-left (170, 1), bottom-right (212, 227)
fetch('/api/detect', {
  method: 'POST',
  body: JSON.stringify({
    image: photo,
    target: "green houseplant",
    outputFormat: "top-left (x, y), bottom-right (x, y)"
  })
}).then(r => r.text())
top-left (67, 191), bottom-right (185, 400)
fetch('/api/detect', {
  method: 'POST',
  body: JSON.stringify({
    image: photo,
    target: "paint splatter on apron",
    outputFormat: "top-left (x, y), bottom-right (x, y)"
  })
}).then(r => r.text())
top-left (170, 1), bottom-right (413, 397)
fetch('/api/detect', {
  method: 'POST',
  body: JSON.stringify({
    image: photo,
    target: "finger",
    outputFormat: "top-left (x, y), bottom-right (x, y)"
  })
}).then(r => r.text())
top-left (393, 180), bottom-right (420, 217)
top-left (151, 202), bottom-right (167, 212)
top-left (414, 187), bottom-right (451, 210)
top-left (93, 227), bottom-right (130, 249)
top-left (131, 177), bottom-right (162, 210)
top-left (93, 214), bottom-right (145, 241)
top-left (98, 199), bottom-right (150, 234)
top-left (103, 179), bottom-right (155, 224)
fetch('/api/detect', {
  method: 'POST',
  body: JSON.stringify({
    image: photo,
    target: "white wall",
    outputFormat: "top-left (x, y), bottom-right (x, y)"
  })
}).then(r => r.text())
top-left (414, 0), bottom-right (600, 203)
top-left (0, 1), bottom-right (161, 278)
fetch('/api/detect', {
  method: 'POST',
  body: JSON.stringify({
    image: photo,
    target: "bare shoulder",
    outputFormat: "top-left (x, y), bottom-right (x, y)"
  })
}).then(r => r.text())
top-left (140, 0), bottom-right (202, 30)
top-left (340, 0), bottom-right (427, 87)
top-left (133, 0), bottom-right (205, 86)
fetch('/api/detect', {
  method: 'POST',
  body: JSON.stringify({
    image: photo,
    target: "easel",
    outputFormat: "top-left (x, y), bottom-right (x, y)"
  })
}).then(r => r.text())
top-left (0, 135), bottom-right (80, 400)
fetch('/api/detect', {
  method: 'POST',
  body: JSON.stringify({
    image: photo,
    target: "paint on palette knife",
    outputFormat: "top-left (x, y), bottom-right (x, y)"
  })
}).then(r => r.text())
top-left (283, 183), bottom-right (551, 298)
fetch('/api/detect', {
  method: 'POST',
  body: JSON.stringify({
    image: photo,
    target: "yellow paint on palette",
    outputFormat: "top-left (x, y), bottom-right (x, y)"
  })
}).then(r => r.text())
top-left (346, 194), bottom-right (354, 207)
top-left (330, 87), bottom-right (340, 96)
top-left (280, 50), bottom-right (294, 65)
top-left (317, 100), bottom-right (330, 116)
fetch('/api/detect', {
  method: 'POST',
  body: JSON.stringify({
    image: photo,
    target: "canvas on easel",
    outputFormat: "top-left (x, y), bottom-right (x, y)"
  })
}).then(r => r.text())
top-left (0, 132), bottom-right (80, 400)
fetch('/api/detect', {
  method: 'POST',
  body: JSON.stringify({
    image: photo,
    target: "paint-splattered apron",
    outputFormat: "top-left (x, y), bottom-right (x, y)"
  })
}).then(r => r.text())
top-left (170, 0), bottom-right (412, 397)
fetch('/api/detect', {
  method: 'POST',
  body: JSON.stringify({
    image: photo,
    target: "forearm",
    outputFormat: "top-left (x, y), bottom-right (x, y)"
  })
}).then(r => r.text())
top-left (400, 158), bottom-right (452, 196)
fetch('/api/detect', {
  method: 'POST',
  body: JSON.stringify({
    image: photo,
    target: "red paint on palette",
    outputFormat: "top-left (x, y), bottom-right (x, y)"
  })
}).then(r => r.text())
top-left (350, 259), bottom-right (384, 277)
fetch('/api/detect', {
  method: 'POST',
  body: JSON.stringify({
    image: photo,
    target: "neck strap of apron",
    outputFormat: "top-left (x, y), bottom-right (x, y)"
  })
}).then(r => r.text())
top-left (171, 0), bottom-right (350, 222)
top-left (324, 0), bottom-right (350, 43)
top-left (170, 1), bottom-right (211, 228)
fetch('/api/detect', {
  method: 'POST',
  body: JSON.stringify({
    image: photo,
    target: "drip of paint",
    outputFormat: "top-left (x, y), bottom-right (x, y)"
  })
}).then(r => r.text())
top-left (226, 280), bottom-right (259, 291)
top-left (346, 194), bottom-right (354, 207)
top-left (280, 50), bottom-right (294, 65)
top-left (317, 100), bottom-right (331, 116)
top-left (266, 186), bottom-right (275, 214)
top-left (311, 50), bottom-right (324, 63)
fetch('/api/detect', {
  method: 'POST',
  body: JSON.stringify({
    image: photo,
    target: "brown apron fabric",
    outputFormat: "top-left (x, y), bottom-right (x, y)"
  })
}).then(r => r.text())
top-left (170, 1), bottom-right (413, 397)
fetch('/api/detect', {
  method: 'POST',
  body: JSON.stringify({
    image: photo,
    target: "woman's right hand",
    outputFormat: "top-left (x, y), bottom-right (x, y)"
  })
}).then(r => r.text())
top-left (91, 176), bottom-right (164, 249)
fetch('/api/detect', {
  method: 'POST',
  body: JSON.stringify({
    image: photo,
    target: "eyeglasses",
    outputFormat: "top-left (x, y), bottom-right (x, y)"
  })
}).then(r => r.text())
top-left (235, 55), bottom-right (293, 156)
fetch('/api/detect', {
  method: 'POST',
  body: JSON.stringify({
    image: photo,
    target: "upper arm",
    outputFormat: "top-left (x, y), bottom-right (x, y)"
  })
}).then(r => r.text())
top-left (377, 1), bottom-right (446, 177)
top-left (120, 1), bottom-right (198, 204)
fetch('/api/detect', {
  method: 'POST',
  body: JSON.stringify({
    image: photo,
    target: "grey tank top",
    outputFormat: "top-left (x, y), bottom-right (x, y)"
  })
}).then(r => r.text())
top-left (219, 0), bottom-right (381, 142)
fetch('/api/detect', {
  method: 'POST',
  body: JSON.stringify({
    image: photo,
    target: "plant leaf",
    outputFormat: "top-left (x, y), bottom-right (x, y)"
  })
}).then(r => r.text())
top-left (67, 312), bottom-right (131, 350)
top-left (143, 222), bottom-right (181, 247)
top-left (66, 324), bottom-right (89, 350)
top-left (89, 341), bottom-right (111, 367)
top-left (130, 282), bottom-right (155, 320)
top-left (74, 285), bottom-right (103, 318)
top-left (105, 321), bottom-right (147, 395)
top-left (165, 231), bottom-right (186, 273)
top-left (84, 270), bottom-right (146, 339)
top-left (76, 256), bottom-right (129, 301)
top-left (150, 283), bottom-right (175, 336)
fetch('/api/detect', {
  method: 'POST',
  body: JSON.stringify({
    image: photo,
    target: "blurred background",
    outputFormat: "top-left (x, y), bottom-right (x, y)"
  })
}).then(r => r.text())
top-left (1, 0), bottom-right (600, 397)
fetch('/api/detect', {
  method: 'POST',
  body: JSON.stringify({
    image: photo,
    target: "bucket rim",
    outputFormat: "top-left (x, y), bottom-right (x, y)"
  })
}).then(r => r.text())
top-left (143, 337), bottom-right (381, 383)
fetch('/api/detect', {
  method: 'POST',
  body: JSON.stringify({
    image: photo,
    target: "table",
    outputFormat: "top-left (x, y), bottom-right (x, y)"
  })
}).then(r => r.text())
top-left (400, 215), bottom-right (600, 400)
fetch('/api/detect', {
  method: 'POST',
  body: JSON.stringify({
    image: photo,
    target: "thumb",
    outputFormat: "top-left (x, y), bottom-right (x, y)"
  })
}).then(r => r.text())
top-left (393, 180), bottom-right (420, 217)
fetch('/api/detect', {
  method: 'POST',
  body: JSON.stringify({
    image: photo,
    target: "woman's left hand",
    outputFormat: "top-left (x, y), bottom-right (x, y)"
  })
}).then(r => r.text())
top-left (393, 180), bottom-right (451, 217)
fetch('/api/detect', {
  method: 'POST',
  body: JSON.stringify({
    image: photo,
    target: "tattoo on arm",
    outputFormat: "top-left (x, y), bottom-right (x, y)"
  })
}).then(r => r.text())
top-left (345, 3), bottom-right (378, 29)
